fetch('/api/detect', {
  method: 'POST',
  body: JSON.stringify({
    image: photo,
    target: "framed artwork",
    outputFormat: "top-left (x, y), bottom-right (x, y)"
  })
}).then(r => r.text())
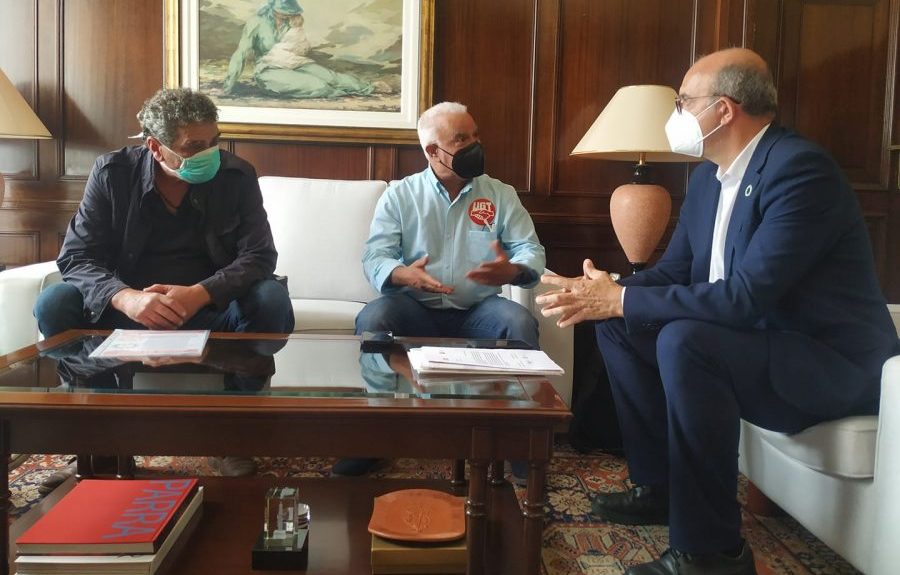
top-left (164, 0), bottom-right (434, 144)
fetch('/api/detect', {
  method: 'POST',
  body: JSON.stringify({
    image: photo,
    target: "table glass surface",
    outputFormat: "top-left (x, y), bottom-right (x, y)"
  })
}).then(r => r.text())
top-left (0, 333), bottom-right (538, 401)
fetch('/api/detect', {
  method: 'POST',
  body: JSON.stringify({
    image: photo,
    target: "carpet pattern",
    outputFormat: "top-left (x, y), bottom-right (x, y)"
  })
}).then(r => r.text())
top-left (9, 445), bottom-right (860, 575)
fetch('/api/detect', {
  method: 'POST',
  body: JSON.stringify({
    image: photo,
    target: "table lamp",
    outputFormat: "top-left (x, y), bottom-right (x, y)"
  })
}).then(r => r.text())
top-left (572, 85), bottom-right (697, 273)
top-left (0, 68), bottom-right (52, 201)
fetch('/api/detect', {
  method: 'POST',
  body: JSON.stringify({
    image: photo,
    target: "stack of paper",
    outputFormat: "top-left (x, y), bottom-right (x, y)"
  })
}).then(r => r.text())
top-left (89, 330), bottom-right (210, 360)
top-left (407, 347), bottom-right (564, 376)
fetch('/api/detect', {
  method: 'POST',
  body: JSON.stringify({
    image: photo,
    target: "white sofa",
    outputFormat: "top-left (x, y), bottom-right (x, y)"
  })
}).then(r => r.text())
top-left (0, 176), bottom-right (574, 405)
top-left (738, 304), bottom-right (900, 575)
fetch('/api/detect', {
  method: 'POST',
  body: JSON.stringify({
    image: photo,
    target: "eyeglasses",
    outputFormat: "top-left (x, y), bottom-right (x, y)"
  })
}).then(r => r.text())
top-left (674, 94), bottom-right (741, 115)
top-left (674, 95), bottom-right (716, 115)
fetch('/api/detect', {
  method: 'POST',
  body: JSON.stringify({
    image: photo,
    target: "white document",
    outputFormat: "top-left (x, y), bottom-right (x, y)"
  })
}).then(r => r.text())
top-left (407, 346), bottom-right (564, 376)
top-left (88, 329), bottom-right (210, 360)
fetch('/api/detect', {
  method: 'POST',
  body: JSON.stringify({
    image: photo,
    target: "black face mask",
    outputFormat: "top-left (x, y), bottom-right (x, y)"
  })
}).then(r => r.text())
top-left (437, 141), bottom-right (485, 179)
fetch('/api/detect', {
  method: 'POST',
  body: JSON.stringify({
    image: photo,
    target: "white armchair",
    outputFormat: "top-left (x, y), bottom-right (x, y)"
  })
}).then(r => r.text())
top-left (0, 261), bottom-right (60, 356)
top-left (738, 304), bottom-right (900, 575)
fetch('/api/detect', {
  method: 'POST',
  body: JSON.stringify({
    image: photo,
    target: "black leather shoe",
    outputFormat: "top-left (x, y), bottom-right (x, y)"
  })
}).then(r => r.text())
top-left (625, 544), bottom-right (757, 575)
top-left (591, 484), bottom-right (668, 525)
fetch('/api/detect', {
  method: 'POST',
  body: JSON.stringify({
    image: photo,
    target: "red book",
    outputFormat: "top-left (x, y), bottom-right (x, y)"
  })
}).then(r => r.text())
top-left (17, 478), bottom-right (198, 555)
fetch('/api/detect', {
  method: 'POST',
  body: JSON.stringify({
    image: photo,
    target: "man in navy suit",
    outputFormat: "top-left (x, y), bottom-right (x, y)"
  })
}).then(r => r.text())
top-left (537, 48), bottom-right (899, 575)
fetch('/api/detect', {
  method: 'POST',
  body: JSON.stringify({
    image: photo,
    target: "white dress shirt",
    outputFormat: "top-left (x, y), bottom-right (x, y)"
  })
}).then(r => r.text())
top-left (708, 124), bottom-right (770, 281)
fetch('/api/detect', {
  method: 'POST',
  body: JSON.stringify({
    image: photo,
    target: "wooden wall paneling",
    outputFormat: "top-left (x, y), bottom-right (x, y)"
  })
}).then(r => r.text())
top-left (62, 0), bottom-right (164, 178)
top-left (529, 0), bottom-right (561, 203)
top-left (0, 232), bottom-right (40, 268)
top-left (0, 206), bottom-right (72, 266)
top-left (786, 0), bottom-right (888, 184)
top-left (372, 146), bottom-right (399, 182)
top-left (694, 0), bottom-right (748, 56)
top-left (744, 0), bottom-right (781, 80)
top-left (396, 147), bottom-right (429, 179)
top-left (232, 142), bottom-right (372, 180)
top-left (432, 0), bottom-right (535, 191)
top-left (768, 0), bottom-right (899, 299)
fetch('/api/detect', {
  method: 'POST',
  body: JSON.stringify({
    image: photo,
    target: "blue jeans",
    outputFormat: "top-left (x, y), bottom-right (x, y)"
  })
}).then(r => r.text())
top-left (355, 293), bottom-right (539, 349)
top-left (34, 280), bottom-right (295, 337)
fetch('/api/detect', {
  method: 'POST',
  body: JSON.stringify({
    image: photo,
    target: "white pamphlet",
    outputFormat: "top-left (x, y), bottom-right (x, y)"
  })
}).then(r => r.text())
top-left (407, 346), bottom-right (564, 376)
top-left (88, 329), bottom-right (210, 360)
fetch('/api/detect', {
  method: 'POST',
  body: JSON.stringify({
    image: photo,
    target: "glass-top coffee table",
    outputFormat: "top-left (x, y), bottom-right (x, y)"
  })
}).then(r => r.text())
top-left (0, 330), bottom-right (571, 575)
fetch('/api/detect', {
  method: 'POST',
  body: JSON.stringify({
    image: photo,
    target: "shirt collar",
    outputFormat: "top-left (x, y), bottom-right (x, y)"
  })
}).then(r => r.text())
top-left (425, 166), bottom-right (473, 198)
top-left (716, 123), bottom-right (770, 183)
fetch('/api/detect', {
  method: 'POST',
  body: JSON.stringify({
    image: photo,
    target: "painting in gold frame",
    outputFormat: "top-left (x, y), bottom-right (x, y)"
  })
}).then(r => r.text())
top-left (164, 0), bottom-right (433, 144)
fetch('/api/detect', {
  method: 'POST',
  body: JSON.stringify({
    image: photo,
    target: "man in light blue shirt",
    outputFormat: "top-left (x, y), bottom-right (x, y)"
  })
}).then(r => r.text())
top-left (334, 102), bottom-right (546, 477)
top-left (357, 101), bottom-right (545, 348)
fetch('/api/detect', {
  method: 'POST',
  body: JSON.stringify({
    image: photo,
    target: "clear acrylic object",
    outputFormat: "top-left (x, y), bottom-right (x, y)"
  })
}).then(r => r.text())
top-left (264, 487), bottom-right (309, 546)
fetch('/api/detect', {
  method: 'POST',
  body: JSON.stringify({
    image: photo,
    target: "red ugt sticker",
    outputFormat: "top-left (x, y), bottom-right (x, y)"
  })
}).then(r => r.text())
top-left (468, 198), bottom-right (496, 227)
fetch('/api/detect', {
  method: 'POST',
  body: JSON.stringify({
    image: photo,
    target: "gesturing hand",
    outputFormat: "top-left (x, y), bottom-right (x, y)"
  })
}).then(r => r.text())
top-left (466, 240), bottom-right (520, 286)
top-left (390, 255), bottom-right (454, 294)
top-left (111, 288), bottom-right (188, 330)
top-left (535, 259), bottom-right (624, 328)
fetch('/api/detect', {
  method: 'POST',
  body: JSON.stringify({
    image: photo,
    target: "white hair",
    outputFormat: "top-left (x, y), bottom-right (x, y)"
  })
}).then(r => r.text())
top-left (417, 101), bottom-right (468, 151)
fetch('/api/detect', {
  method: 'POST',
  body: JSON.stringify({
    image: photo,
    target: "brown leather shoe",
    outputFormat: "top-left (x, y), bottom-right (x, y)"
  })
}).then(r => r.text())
top-left (591, 484), bottom-right (669, 525)
top-left (624, 543), bottom-right (757, 575)
top-left (209, 456), bottom-right (257, 477)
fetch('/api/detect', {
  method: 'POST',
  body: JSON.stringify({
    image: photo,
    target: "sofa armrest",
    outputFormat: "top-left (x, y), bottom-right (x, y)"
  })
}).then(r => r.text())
top-left (0, 261), bottom-right (61, 355)
top-left (871, 354), bottom-right (900, 575)
top-left (507, 269), bottom-right (574, 406)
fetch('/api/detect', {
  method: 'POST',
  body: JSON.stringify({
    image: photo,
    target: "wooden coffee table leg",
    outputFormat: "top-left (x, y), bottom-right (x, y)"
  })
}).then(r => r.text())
top-left (522, 429), bottom-right (551, 575)
top-left (466, 427), bottom-right (493, 575)
top-left (466, 457), bottom-right (487, 575)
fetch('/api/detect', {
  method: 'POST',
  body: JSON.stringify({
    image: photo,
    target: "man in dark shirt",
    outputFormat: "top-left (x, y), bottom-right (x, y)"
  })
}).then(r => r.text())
top-left (35, 88), bottom-right (292, 336)
top-left (33, 88), bottom-right (294, 482)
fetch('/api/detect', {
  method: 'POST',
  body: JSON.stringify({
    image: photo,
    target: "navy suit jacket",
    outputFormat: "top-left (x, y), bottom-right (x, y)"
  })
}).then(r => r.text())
top-left (621, 125), bottom-right (898, 417)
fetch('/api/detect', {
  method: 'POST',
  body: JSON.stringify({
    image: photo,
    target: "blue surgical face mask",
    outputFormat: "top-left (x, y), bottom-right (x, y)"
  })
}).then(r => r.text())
top-left (162, 144), bottom-right (221, 184)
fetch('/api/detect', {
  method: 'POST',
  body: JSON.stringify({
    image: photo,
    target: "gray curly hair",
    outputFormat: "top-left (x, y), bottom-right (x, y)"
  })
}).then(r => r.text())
top-left (136, 88), bottom-right (218, 146)
top-left (712, 63), bottom-right (778, 117)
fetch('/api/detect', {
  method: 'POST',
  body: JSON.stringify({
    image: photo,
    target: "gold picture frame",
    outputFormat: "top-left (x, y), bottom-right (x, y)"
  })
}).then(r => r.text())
top-left (164, 0), bottom-right (434, 144)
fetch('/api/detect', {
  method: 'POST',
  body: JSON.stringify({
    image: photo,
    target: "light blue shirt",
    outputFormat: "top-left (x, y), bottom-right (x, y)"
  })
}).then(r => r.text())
top-left (362, 168), bottom-right (546, 310)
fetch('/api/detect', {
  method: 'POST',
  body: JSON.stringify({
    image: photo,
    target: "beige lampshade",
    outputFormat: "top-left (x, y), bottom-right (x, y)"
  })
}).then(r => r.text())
top-left (571, 84), bottom-right (692, 163)
top-left (0, 68), bottom-right (51, 139)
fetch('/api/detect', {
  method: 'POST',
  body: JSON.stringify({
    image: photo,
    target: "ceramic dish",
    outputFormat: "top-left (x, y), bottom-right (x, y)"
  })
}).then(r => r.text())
top-left (367, 489), bottom-right (466, 542)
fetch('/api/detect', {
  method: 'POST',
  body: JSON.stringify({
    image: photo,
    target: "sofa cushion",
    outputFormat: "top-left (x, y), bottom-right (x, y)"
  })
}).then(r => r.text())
top-left (750, 416), bottom-right (877, 479)
top-left (291, 299), bottom-right (365, 333)
top-left (259, 176), bottom-right (387, 304)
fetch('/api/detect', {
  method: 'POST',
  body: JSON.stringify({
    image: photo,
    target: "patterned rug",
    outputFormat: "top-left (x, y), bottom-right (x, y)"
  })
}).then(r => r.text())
top-left (9, 445), bottom-right (860, 575)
